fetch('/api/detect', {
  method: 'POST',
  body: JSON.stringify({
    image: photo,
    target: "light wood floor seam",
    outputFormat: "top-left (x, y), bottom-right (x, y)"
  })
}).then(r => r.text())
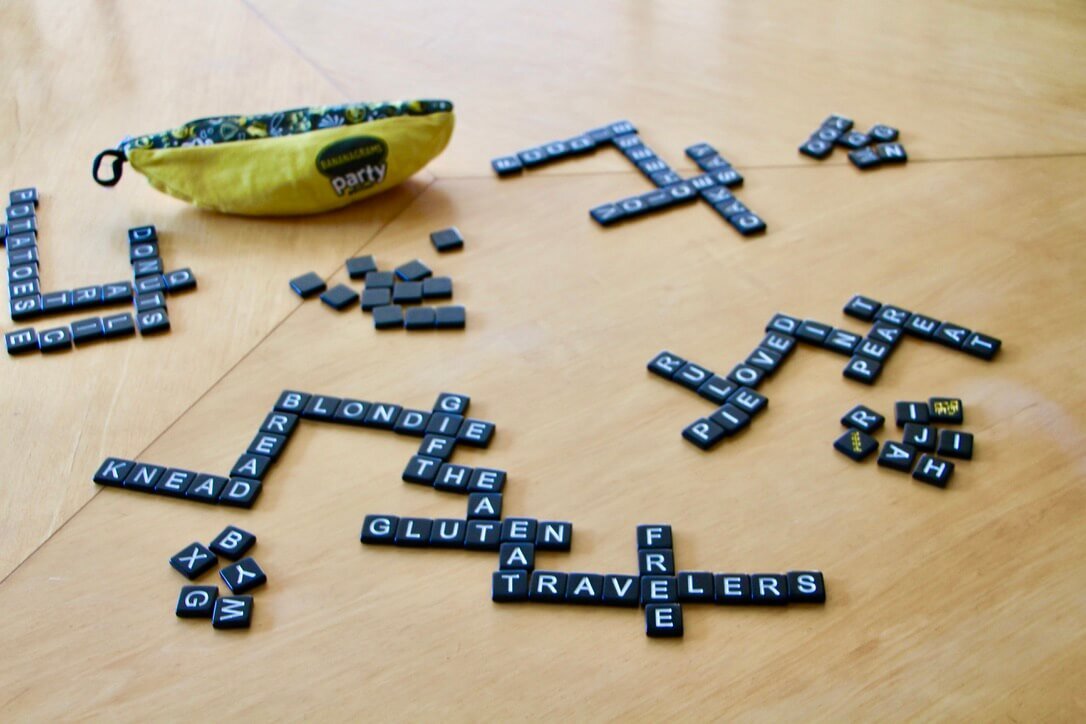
top-left (241, 0), bottom-right (353, 98)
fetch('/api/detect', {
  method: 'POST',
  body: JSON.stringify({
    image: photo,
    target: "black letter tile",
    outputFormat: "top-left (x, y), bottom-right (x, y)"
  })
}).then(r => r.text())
top-left (714, 574), bottom-right (751, 605)
top-left (402, 455), bottom-right (441, 485)
top-left (904, 313), bottom-right (940, 340)
top-left (93, 457), bottom-right (134, 487)
top-left (219, 478), bottom-right (262, 508)
top-left (274, 390), bottom-right (310, 413)
top-left (928, 397), bottom-right (964, 424)
top-left (796, 320), bottom-right (832, 345)
top-left (136, 309), bottom-right (170, 336)
top-left (903, 423), bottom-right (936, 452)
top-left (102, 313), bottom-right (136, 338)
top-left (302, 394), bottom-right (340, 421)
top-left (360, 515), bottom-right (399, 544)
top-left (230, 454), bottom-right (271, 480)
top-left (38, 326), bottom-right (72, 352)
top-left (728, 387), bottom-right (768, 416)
top-left (602, 574), bottom-right (640, 607)
top-left (936, 429), bottom-right (973, 459)
top-left (210, 525), bottom-right (257, 560)
top-left (393, 409), bottom-right (430, 436)
top-left (430, 519), bottom-right (467, 548)
top-left (640, 576), bottom-right (678, 606)
top-left (841, 404), bottom-right (884, 434)
top-left (219, 557), bottom-right (267, 594)
top-left (464, 520), bottom-right (501, 550)
top-left (912, 454), bottom-right (954, 488)
top-left (467, 492), bottom-right (502, 520)
top-left (933, 322), bottom-right (971, 349)
top-left (212, 596), bottom-right (253, 630)
top-left (458, 418), bottom-right (495, 448)
top-left (332, 399), bottom-right (368, 426)
top-left (170, 542), bottom-right (217, 580)
top-left (637, 524), bottom-right (672, 549)
top-left (962, 332), bottom-right (1001, 360)
top-left (535, 521), bottom-right (571, 550)
top-left (834, 428), bottom-right (878, 462)
top-left (500, 518), bottom-right (538, 543)
top-left (492, 570), bottom-right (529, 601)
top-left (566, 573), bottom-right (604, 604)
top-left (418, 434), bottom-right (456, 460)
top-left (176, 585), bottom-right (218, 618)
top-left (499, 542), bottom-right (535, 571)
top-left (645, 604), bottom-right (683, 637)
top-left (750, 574), bottom-right (789, 605)
top-left (529, 571), bottom-right (568, 602)
top-left (394, 517), bottom-right (433, 547)
top-left (5, 328), bottom-right (38, 355)
top-left (844, 294), bottom-right (882, 321)
top-left (787, 571), bottom-right (826, 603)
top-left (365, 402), bottom-right (402, 429)
top-left (647, 350), bottom-right (686, 380)
top-left (164, 268), bottom-right (197, 293)
top-left (185, 474), bottom-right (228, 504)
top-left (843, 356), bottom-right (882, 385)
top-left (434, 463), bottom-right (473, 493)
top-left (155, 468), bottom-right (196, 497)
top-left (682, 418), bottom-right (725, 450)
top-left (877, 440), bottom-right (917, 472)
top-left (677, 571), bottom-right (715, 602)
top-left (696, 376), bottom-right (736, 405)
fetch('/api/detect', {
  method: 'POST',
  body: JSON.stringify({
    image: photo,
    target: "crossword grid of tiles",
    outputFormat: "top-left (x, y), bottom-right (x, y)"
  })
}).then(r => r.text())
top-left (491, 121), bottom-right (767, 237)
top-left (649, 293), bottom-right (1001, 451)
top-left (4, 188), bottom-right (196, 355)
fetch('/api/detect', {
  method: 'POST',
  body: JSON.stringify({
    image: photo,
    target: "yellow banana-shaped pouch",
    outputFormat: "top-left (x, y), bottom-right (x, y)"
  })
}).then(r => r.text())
top-left (92, 99), bottom-right (454, 216)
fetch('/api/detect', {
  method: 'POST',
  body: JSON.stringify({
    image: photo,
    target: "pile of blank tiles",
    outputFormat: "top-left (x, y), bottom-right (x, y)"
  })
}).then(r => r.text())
top-left (490, 120), bottom-right (763, 237)
top-left (648, 293), bottom-right (1001, 451)
top-left (93, 390), bottom-right (495, 509)
top-left (838, 398), bottom-right (974, 489)
top-left (798, 114), bottom-right (907, 170)
top-left (291, 255), bottom-right (465, 330)
top-left (171, 525), bottom-right (263, 630)
top-left (4, 191), bottom-right (196, 354)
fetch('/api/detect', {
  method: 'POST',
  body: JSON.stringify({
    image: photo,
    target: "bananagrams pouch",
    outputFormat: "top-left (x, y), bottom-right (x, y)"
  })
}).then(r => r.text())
top-left (92, 99), bottom-right (453, 216)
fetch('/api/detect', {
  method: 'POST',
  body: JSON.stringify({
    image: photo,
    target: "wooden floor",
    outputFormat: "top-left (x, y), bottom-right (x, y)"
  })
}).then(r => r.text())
top-left (1, 0), bottom-right (1084, 719)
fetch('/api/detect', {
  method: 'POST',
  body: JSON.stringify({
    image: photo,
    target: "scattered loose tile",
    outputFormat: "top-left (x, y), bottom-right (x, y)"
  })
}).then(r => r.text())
top-left (212, 595), bottom-right (253, 630)
top-left (176, 585), bottom-right (218, 619)
top-left (841, 404), bottom-right (884, 434)
top-left (219, 557), bottom-right (266, 594)
top-left (430, 227), bottom-right (464, 252)
top-left (877, 440), bottom-right (918, 473)
top-left (912, 454), bottom-right (955, 488)
top-left (170, 542), bottom-right (218, 580)
top-left (833, 428), bottom-right (878, 462)
top-left (320, 284), bottom-right (359, 311)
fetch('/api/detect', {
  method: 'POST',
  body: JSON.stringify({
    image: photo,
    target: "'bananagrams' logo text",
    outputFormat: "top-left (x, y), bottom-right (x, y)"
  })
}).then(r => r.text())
top-left (316, 136), bottom-right (389, 196)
